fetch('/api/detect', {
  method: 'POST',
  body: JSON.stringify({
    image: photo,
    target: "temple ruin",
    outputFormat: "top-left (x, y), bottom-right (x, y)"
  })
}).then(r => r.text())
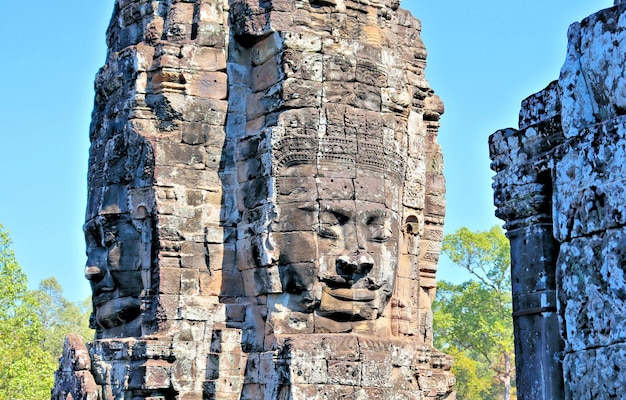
top-left (52, 0), bottom-right (454, 398)
top-left (490, 1), bottom-right (626, 399)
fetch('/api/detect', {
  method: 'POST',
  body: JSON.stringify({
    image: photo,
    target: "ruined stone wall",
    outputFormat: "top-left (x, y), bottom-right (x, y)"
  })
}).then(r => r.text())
top-left (52, 0), bottom-right (454, 399)
top-left (490, 2), bottom-right (626, 399)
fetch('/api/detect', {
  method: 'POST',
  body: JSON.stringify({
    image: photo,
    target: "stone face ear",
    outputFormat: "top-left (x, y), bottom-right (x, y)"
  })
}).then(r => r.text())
top-left (134, 205), bottom-right (148, 220)
top-left (405, 215), bottom-right (419, 235)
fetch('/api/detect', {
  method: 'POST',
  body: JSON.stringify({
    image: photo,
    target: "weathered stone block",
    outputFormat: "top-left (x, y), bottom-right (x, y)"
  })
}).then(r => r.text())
top-left (158, 294), bottom-right (181, 320)
top-left (323, 54), bottom-right (357, 82)
top-left (252, 55), bottom-right (283, 93)
top-left (327, 360), bottom-right (361, 386)
top-left (282, 31), bottom-right (322, 52)
top-left (129, 360), bottom-right (172, 390)
top-left (186, 71), bottom-right (228, 99)
top-left (558, 229), bottom-right (626, 352)
top-left (159, 267), bottom-right (182, 295)
top-left (562, 343), bottom-right (626, 399)
top-left (179, 295), bottom-right (223, 322)
top-left (180, 268), bottom-right (200, 295)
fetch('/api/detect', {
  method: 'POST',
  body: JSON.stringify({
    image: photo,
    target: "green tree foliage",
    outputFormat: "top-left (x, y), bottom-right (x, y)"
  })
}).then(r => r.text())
top-left (444, 346), bottom-right (499, 400)
top-left (442, 226), bottom-right (510, 293)
top-left (0, 224), bottom-right (56, 399)
top-left (33, 277), bottom-right (93, 358)
top-left (434, 226), bottom-right (515, 400)
top-left (0, 225), bottom-right (94, 399)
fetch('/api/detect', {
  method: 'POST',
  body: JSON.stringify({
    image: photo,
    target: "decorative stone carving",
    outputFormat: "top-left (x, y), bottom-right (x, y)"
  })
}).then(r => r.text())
top-left (83, 191), bottom-right (154, 336)
top-left (269, 153), bottom-right (403, 332)
top-left (51, 334), bottom-right (99, 400)
top-left (83, 132), bottom-right (157, 339)
top-left (52, 0), bottom-right (454, 398)
top-left (490, 4), bottom-right (626, 399)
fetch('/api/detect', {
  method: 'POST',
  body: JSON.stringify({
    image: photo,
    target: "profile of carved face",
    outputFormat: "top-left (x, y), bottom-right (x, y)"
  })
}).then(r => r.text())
top-left (272, 163), bottom-right (401, 321)
top-left (84, 214), bottom-right (145, 333)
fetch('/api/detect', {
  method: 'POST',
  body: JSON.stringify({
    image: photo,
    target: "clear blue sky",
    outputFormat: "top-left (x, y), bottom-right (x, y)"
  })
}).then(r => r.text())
top-left (0, 1), bottom-right (613, 302)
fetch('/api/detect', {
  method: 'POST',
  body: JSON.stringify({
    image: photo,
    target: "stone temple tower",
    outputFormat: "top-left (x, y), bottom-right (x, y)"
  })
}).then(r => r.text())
top-left (52, 0), bottom-right (455, 398)
top-left (490, 2), bottom-right (626, 399)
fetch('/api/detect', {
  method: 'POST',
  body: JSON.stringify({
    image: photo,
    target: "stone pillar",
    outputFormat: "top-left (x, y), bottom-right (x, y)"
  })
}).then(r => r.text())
top-left (489, 82), bottom-right (565, 400)
top-left (507, 224), bottom-right (563, 400)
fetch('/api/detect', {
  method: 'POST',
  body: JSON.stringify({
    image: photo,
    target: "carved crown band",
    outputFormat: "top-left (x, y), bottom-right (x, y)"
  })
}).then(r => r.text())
top-left (273, 136), bottom-right (406, 182)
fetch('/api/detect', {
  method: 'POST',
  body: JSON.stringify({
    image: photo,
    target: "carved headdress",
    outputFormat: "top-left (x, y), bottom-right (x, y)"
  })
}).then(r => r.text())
top-left (272, 135), bottom-right (407, 183)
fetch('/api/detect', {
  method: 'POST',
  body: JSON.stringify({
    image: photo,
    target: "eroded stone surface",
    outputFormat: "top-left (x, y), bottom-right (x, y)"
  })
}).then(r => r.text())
top-left (490, 3), bottom-right (626, 399)
top-left (52, 0), bottom-right (453, 398)
top-left (52, 334), bottom-right (99, 400)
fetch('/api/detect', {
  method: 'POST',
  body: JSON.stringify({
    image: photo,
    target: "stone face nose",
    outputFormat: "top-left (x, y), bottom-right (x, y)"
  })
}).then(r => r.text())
top-left (336, 253), bottom-right (374, 278)
top-left (85, 265), bottom-right (105, 282)
top-left (85, 245), bottom-right (108, 282)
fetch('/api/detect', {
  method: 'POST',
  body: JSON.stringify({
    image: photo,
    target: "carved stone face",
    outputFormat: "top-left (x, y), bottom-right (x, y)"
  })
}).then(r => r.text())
top-left (272, 164), bottom-right (401, 321)
top-left (84, 214), bottom-right (144, 331)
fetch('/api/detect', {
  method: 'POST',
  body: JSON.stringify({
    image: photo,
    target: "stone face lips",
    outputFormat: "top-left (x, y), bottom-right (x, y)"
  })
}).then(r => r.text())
top-left (490, 3), bottom-right (626, 399)
top-left (52, 0), bottom-right (453, 398)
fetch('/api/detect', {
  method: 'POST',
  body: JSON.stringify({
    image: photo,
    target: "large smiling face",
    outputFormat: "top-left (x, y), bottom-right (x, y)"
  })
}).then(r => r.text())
top-left (84, 214), bottom-right (144, 334)
top-left (271, 163), bottom-right (401, 323)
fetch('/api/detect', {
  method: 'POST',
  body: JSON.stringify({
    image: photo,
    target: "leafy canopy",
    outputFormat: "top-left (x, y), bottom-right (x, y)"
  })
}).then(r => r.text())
top-left (0, 224), bottom-right (56, 399)
top-left (33, 277), bottom-right (93, 358)
top-left (0, 224), bottom-right (93, 400)
top-left (441, 225), bottom-right (510, 293)
top-left (434, 226), bottom-right (515, 400)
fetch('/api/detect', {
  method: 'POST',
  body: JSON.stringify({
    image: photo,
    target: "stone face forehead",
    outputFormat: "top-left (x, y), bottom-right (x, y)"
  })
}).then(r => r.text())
top-left (274, 160), bottom-right (403, 213)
